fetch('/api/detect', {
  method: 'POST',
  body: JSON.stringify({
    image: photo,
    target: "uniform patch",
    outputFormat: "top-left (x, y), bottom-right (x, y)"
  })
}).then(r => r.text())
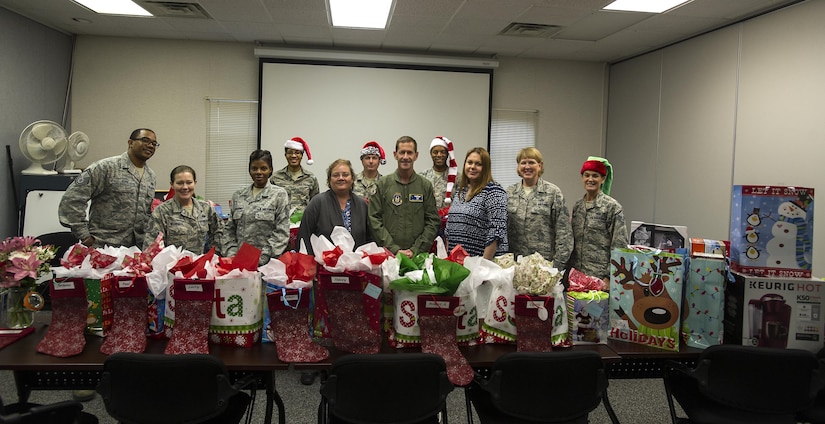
top-left (409, 194), bottom-right (423, 202)
top-left (392, 193), bottom-right (403, 206)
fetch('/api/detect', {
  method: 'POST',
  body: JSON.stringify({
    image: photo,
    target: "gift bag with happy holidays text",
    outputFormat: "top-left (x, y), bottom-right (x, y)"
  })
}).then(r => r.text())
top-left (609, 247), bottom-right (686, 351)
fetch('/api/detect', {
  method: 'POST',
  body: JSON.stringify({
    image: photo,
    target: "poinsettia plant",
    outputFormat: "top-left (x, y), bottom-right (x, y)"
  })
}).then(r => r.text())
top-left (0, 236), bottom-right (57, 289)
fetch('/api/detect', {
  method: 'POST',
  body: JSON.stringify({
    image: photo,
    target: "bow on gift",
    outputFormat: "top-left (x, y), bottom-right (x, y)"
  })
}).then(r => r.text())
top-left (279, 251), bottom-right (317, 284)
top-left (171, 247), bottom-right (216, 279)
top-left (217, 242), bottom-right (261, 275)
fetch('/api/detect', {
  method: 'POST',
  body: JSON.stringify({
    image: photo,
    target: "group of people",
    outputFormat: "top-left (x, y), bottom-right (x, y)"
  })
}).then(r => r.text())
top-left (58, 128), bottom-right (628, 284)
top-left (56, 128), bottom-right (629, 390)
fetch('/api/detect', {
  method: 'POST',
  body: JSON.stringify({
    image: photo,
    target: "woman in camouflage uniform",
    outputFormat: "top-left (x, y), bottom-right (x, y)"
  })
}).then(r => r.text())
top-left (143, 165), bottom-right (223, 254)
top-left (570, 157), bottom-right (629, 282)
top-left (224, 150), bottom-right (291, 266)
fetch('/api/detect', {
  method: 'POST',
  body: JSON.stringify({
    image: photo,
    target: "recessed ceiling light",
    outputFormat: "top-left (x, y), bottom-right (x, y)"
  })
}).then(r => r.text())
top-left (603, 0), bottom-right (691, 14)
top-left (329, 0), bottom-right (394, 29)
top-left (72, 0), bottom-right (152, 16)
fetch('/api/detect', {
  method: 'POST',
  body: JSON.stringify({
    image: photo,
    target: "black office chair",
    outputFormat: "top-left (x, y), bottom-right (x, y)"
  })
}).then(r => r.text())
top-left (0, 400), bottom-right (94, 424)
top-left (798, 345), bottom-right (825, 424)
top-left (34, 232), bottom-right (78, 267)
top-left (97, 352), bottom-right (256, 424)
top-left (466, 351), bottom-right (620, 423)
top-left (664, 344), bottom-right (824, 424)
top-left (318, 353), bottom-right (454, 424)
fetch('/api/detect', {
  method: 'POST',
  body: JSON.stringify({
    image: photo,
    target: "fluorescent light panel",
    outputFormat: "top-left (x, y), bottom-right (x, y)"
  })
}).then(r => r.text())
top-left (329, 0), bottom-right (393, 29)
top-left (603, 0), bottom-right (690, 13)
top-left (72, 0), bottom-right (152, 16)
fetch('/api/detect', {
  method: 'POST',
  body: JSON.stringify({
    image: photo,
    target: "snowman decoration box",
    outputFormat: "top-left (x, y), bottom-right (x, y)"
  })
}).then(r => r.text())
top-left (729, 185), bottom-right (814, 278)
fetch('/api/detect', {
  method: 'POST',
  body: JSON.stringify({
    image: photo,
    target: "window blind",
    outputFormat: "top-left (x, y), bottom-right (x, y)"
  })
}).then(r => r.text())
top-left (205, 99), bottom-right (258, 206)
top-left (490, 109), bottom-right (537, 187)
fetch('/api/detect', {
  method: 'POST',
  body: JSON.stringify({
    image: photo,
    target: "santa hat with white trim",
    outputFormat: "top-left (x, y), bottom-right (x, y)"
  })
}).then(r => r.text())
top-left (284, 137), bottom-right (313, 165)
top-left (430, 136), bottom-right (457, 204)
top-left (360, 141), bottom-right (386, 165)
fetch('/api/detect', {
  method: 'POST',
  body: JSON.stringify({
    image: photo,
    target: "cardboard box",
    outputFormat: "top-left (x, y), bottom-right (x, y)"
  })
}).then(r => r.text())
top-left (724, 272), bottom-right (824, 352)
top-left (729, 185), bottom-right (814, 278)
top-left (688, 238), bottom-right (729, 259)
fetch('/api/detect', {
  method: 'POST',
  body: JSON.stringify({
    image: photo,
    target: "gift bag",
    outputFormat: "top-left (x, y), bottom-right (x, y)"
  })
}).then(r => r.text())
top-left (84, 276), bottom-right (114, 337)
top-left (389, 287), bottom-right (478, 347)
top-left (514, 295), bottom-right (554, 352)
top-left (208, 271), bottom-right (264, 347)
top-left (566, 291), bottom-right (609, 344)
top-left (480, 272), bottom-right (517, 344)
top-left (609, 247), bottom-right (686, 351)
top-left (681, 256), bottom-right (727, 349)
top-left (388, 254), bottom-right (476, 348)
top-left (566, 268), bottom-right (609, 344)
top-left (316, 269), bottom-right (382, 353)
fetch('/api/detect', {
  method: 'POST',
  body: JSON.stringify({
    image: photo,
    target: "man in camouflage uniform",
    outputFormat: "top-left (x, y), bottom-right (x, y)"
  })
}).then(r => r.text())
top-left (506, 147), bottom-right (573, 270)
top-left (570, 157), bottom-right (629, 280)
top-left (58, 128), bottom-right (158, 248)
top-left (269, 137), bottom-right (319, 215)
top-left (352, 141), bottom-right (385, 200)
top-left (419, 137), bottom-right (450, 209)
top-left (368, 136), bottom-right (439, 258)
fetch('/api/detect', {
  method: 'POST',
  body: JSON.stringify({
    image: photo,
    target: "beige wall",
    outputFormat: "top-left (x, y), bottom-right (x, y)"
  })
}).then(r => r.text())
top-left (607, 0), bottom-right (824, 276)
top-left (70, 36), bottom-right (607, 201)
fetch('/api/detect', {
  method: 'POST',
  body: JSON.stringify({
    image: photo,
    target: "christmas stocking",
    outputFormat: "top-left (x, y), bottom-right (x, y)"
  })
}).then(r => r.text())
top-left (36, 278), bottom-right (88, 358)
top-left (417, 296), bottom-right (473, 386)
top-left (325, 290), bottom-right (381, 354)
top-left (165, 279), bottom-right (215, 355)
top-left (267, 288), bottom-right (328, 363)
top-left (319, 271), bottom-right (382, 354)
top-left (100, 276), bottom-right (148, 355)
top-left (514, 295), bottom-right (554, 352)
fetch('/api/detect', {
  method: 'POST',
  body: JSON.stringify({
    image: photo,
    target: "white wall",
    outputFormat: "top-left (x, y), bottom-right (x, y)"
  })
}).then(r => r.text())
top-left (70, 37), bottom-right (608, 201)
top-left (607, 0), bottom-right (824, 276)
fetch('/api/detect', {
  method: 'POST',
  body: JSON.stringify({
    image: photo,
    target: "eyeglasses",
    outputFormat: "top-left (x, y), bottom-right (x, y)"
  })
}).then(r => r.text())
top-left (131, 137), bottom-right (160, 147)
top-left (285, 149), bottom-right (303, 156)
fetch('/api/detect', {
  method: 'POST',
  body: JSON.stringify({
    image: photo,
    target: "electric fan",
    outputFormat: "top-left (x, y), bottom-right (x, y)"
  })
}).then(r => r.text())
top-left (19, 120), bottom-right (68, 175)
top-left (61, 131), bottom-right (90, 174)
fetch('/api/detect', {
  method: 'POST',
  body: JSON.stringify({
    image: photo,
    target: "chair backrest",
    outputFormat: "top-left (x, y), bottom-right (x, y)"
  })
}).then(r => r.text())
top-left (98, 352), bottom-right (237, 424)
top-left (694, 345), bottom-right (821, 414)
top-left (0, 400), bottom-right (83, 424)
top-left (35, 232), bottom-right (78, 267)
top-left (485, 351), bottom-right (608, 422)
top-left (319, 353), bottom-right (454, 424)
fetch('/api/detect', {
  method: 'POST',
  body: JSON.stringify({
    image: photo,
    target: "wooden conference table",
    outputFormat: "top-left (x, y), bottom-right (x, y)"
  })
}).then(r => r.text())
top-left (0, 313), bottom-right (702, 424)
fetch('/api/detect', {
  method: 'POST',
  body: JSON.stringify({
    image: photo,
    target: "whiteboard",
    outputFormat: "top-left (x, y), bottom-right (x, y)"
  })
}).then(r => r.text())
top-left (259, 61), bottom-right (492, 188)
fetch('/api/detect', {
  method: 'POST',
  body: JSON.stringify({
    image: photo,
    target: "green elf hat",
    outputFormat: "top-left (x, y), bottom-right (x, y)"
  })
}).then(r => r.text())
top-left (582, 156), bottom-right (613, 196)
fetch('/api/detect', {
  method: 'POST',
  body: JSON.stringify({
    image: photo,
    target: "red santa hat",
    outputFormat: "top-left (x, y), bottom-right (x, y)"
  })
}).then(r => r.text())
top-left (430, 136), bottom-right (457, 204)
top-left (284, 137), bottom-right (313, 165)
top-left (360, 141), bottom-right (386, 165)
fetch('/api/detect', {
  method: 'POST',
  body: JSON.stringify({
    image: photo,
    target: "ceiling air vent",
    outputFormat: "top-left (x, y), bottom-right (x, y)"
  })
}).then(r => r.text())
top-left (139, 1), bottom-right (213, 19)
top-left (499, 22), bottom-right (562, 38)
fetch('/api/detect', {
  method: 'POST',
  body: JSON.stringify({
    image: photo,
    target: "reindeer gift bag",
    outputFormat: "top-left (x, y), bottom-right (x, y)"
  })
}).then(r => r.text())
top-left (608, 247), bottom-right (686, 351)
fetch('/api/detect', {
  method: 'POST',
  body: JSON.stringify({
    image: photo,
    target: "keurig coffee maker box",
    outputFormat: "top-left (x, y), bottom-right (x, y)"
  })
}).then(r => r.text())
top-left (724, 272), bottom-right (825, 352)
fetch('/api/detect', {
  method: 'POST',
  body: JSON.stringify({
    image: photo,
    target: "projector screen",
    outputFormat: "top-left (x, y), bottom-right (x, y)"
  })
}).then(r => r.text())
top-left (258, 60), bottom-right (492, 190)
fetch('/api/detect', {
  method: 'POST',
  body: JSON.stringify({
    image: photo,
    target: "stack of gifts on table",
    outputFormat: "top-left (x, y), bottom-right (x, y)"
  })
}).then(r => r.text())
top-left (724, 185), bottom-right (824, 353)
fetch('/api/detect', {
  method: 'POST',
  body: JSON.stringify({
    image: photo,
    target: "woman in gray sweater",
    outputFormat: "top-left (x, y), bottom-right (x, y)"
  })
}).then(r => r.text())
top-left (297, 158), bottom-right (372, 254)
